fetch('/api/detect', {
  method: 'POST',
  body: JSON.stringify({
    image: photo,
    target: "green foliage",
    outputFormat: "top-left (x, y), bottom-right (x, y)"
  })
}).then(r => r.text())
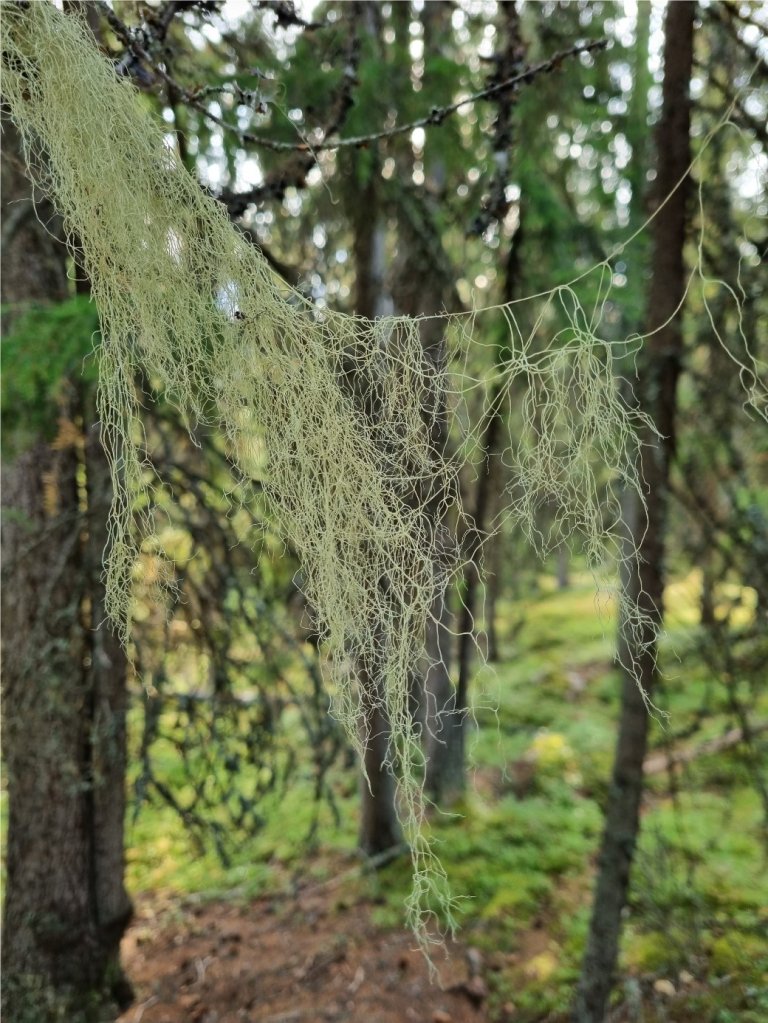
top-left (1, 295), bottom-right (99, 453)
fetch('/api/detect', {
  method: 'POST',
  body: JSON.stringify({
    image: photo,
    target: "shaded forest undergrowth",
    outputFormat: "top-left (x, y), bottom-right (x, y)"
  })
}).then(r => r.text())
top-left (119, 574), bottom-right (767, 1023)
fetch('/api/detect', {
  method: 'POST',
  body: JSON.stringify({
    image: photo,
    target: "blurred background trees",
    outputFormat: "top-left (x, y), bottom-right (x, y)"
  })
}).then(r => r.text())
top-left (2, 1), bottom-right (766, 1021)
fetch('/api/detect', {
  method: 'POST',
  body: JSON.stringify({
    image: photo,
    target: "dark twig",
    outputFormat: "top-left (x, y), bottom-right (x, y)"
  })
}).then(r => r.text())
top-left (95, 3), bottom-right (606, 155)
top-left (706, 3), bottom-right (768, 77)
top-left (256, 0), bottom-right (323, 31)
top-left (219, 1), bottom-right (364, 215)
top-left (236, 37), bottom-right (609, 153)
top-left (694, 59), bottom-right (768, 149)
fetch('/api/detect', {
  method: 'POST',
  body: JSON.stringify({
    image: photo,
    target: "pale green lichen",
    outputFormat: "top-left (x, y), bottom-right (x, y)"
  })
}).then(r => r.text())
top-left (2, 0), bottom-right (656, 956)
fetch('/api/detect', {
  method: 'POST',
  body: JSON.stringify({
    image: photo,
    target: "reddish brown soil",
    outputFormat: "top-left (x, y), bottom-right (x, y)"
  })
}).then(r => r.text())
top-left (117, 878), bottom-right (492, 1023)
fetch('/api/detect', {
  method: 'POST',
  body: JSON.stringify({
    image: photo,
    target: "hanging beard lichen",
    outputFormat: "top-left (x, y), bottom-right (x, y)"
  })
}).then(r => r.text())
top-left (2, 1), bottom-right (654, 955)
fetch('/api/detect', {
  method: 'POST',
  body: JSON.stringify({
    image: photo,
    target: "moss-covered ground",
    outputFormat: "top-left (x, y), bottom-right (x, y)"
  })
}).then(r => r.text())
top-left (125, 567), bottom-right (768, 1021)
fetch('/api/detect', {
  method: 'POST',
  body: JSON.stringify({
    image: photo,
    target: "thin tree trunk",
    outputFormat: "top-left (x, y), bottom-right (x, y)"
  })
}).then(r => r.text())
top-left (358, 650), bottom-right (403, 856)
top-left (556, 545), bottom-right (570, 591)
top-left (452, 3), bottom-right (526, 800)
top-left (388, 0), bottom-right (460, 804)
top-left (485, 524), bottom-right (503, 662)
top-left (574, 6), bottom-right (695, 1020)
top-left (350, 95), bottom-right (403, 852)
top-left (613, 0), bottom-right (651, 663)
top-left (388, 202), bottom-right (458, 799)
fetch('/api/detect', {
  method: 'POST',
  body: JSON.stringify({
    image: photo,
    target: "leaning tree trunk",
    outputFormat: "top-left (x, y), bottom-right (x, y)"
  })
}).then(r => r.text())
top-left (573, 5), bottom-right (695, 1021)
top-left (1, 115), bottom-right (132, 1022)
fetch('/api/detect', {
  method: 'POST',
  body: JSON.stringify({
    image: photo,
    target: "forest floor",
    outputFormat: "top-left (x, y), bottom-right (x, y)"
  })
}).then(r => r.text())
top-left (116, 870), bottom-right (494, 1023)
top-left (114, 856), bottom-right (757, 1023)
top-left (118, 572), bottom-right (768, 1023)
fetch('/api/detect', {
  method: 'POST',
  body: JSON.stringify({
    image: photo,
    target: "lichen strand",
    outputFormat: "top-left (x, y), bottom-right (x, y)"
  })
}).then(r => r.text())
top-left (2, 1), bottom-right (649, 954)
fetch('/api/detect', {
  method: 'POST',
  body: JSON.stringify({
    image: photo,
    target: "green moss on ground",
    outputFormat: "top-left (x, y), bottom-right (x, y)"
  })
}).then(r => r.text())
top-left (123, 571), bottom-right (767, 1020)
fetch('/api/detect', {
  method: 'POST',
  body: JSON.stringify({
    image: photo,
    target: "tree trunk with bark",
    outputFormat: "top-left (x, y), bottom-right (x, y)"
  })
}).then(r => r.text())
top-left (453, 2), bottom-right (526, 800)
top-left (350, 111), bottom-right (403, 854)
top-left (573, 5), bottom-right (695, 1020)
top-left (388, 128), bottom-right (459, 802)
top-left (1, 116), bottom-right (132, 1023)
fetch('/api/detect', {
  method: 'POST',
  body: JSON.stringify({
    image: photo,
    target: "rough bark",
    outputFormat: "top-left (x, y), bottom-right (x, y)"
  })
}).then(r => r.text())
top-left (1, 113), bottom-right (132, 1022)
top-left (573, 5), bottom-right (695, 1020)
top-left (84, 418), bottom-right (133, 960)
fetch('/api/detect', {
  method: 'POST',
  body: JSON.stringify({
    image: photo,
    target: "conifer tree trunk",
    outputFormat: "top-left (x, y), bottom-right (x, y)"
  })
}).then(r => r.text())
top-left (613, 0), bottom-right (651, 672)
top-left (350, 124), bottom-right (403, 855)
top-left (573, 5), bottom-right (695, 1020)
top-left (1, 117), bottom-right (132, 1023)
top-left (453, 2), bottom-right (526, 799)
top-left (388, 1), bottom-right (459, 801)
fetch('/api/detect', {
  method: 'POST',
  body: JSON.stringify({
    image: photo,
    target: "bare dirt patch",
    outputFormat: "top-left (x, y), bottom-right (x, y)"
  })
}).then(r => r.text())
top-left (117, 876), bottom-right (491, 1023)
